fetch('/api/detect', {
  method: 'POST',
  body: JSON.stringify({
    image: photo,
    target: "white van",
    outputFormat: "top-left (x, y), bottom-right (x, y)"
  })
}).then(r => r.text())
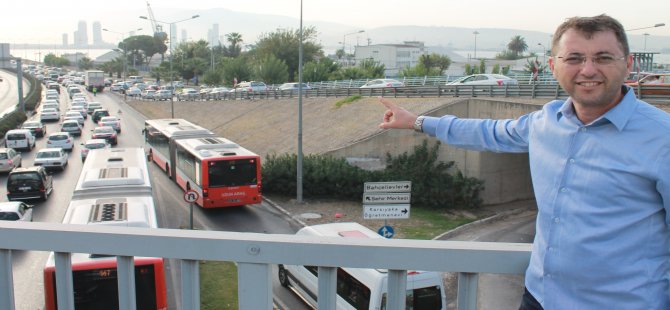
top-left (4, 129), bottom-right (36, 151)
top-left (128, 75), bottom-right (143, 84)
top-left (278, 222), bottom-right (447, 309)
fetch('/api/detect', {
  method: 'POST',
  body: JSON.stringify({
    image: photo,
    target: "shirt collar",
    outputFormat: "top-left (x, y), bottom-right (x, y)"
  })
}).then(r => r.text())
top-left (555, 86), bottom-right (638, 131)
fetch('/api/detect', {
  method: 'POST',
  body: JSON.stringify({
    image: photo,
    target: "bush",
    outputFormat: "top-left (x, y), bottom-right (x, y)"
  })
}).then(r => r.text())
top-left (262, 140), bottom-right (484, 209)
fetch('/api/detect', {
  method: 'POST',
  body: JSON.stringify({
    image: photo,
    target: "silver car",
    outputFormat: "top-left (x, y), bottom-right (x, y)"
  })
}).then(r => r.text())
top-left (0, 148), bottom-right (21, 173)
top-left (0, 202), bottom-right (33, 221)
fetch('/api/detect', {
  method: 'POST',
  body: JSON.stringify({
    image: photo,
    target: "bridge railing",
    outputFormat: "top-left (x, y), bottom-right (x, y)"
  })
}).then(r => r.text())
top-left (0, 221), bottom-right (531, 310)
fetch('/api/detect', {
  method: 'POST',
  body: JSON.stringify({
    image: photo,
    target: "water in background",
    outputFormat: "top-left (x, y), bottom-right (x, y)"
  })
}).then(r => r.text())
top-left (10, 48), bottom-right (111, 62)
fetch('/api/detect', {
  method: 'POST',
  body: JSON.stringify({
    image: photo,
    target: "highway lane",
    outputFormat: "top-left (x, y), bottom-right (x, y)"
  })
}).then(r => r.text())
top-left (4, 83), bottom-right (311, 309)
top-left (0, 70), bottom-right (30, 117)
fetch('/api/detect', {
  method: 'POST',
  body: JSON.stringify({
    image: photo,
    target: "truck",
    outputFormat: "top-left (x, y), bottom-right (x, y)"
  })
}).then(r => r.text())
top-left (84, 70), bottom-right (105, 93)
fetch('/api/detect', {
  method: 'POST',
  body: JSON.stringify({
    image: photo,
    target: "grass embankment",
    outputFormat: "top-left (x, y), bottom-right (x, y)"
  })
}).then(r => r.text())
top-left (199, 210), bottom-right (472, 307)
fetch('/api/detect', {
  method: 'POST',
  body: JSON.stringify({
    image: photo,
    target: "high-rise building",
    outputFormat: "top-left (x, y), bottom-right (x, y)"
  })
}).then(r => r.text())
top-left (76, 20), bottom-right (88, 47)
top-left (92, 21), bottom-right (102, 45)
top-left (170, 24), bottom-right (177, 45)
top-left (181, 29), bottom-right (187, 43)
top-left (208, 24), bottom-right (220, 47)
top-left (62, 34), bottom-right (68, 47)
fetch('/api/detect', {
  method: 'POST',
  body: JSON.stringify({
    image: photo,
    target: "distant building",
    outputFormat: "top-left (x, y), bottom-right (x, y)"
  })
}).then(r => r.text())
top-left (75, 20), bottom-right (88, 47)
top-left (354, 41), bottom-right (428, 76)
top-left (181, 29), bottom-right (187, 43)
top-left (62, 34), bottom-right (68, 48)
top-left (92, 21), bottom-right (103, 45)
top-left (208, 24), bottom-right (220, 47)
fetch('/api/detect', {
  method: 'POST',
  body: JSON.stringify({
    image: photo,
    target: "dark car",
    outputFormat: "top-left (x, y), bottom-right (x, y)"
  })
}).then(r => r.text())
top-left (6, 166), bottom-right (54, 201)
top-left (21, 120), bottom-right (47, 138)
top-left (91, 108), bottom-right (110, 123)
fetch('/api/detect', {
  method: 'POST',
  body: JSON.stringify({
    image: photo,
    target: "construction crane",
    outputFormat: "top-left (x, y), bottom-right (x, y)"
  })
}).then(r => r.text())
top-left (146, 1), bottom-right (167, 41)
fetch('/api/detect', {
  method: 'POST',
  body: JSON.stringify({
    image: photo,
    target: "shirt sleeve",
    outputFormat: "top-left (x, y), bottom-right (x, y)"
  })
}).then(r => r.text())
top-left (421, 114), bottom-right (532, 153)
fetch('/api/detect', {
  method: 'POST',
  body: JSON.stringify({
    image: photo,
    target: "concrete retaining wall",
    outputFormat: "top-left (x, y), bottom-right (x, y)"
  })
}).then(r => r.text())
top-left (325, 98), bottom-right (543, 205)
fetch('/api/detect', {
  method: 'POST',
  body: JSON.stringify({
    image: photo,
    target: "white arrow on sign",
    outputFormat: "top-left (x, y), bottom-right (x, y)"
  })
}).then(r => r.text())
top-left (363, 204), bottom-right (411, 220)
top-left (364, 181), bottom-right (411, 193)
top-left (183, 190), bottom-right (199, 203)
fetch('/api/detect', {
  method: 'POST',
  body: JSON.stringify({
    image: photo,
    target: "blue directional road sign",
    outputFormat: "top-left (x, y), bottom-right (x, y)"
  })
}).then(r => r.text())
top-left (378, 225), bottom-right (394, 239)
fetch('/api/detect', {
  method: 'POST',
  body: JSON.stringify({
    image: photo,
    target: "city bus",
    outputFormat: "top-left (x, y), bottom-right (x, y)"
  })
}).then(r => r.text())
top-left (174, 136), bottom-right (262, 208)
top-left (43, 148), bottom-right (167, 310)
top-left (144, 118), bottom-right (262, 208)
top-left (278, 222), bottom-right (447, 310)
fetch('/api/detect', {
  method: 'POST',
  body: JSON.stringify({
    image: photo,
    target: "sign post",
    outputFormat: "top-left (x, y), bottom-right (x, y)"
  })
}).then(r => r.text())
top-left (363, 181), bottom-right (411, 238)
top-left (183, 190), bottom-right (199, 230)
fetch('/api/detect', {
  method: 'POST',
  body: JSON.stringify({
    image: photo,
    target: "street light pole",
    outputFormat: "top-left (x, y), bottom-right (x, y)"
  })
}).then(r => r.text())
top-left (140, 14), bottom-right (200, 119)
top-left (643, 33), bottom-right (649, 51)
top-left (537, 43), bottom-right (546, 64)
top-left (473, 31), bottom-right (480, 60)
top-left (103, 28), bottom-right (142, 81)
top-left (342, 30), bottom-right (364, 65)
top-left (625, 23), bottom-right (665, 31)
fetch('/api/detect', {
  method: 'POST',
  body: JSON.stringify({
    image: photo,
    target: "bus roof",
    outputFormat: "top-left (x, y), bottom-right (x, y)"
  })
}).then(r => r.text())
top-left (73, 148), bottom-right (152, 199)
top-left (145, 118), bottom-right (214, 139)
top-left (175, 136), bottom-right (259, 160)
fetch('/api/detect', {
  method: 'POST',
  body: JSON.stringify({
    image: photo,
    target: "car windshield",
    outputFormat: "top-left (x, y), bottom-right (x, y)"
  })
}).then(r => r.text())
top-left (37, 151), bottom-right (60, 158)
top-left (0, 153), bottom-right (8, 160)
top-left (86, 143), bottom-right (106, 149)
top-left (6, 134), bottom-right (26, 140)
top-left (0, 212), bottom-right (20, 221)
top-left (49, 135), bottom-right (68, 141)
top-left (63, 122), bottom-right (78, 127)
top-left (23, 122), bottom-right (39, 128)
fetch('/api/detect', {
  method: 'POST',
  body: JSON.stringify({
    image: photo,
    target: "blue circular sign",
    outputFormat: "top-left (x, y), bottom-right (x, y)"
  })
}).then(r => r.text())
top-left (378, 225), bottom-right (394, 239)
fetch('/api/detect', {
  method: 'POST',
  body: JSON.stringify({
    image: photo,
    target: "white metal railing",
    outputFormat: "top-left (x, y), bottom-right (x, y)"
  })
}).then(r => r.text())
top-left (0, 221), bottom-right (531, 310)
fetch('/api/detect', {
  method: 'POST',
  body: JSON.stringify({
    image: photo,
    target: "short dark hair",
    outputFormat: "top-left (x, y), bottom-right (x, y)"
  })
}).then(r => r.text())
top-left (551, 14), bottom-right (629, 56)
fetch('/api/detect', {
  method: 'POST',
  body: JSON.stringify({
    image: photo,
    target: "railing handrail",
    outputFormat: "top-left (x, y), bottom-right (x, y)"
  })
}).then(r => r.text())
top-left (0, 221), bottom-right (531, 310)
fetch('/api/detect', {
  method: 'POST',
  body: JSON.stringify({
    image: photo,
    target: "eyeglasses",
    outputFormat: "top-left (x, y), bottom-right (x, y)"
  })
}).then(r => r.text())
top-left (555, 54), bottom-right (626, 66)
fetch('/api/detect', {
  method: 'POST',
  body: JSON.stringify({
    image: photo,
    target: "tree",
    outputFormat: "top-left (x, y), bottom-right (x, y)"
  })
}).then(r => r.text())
top-left (225, 32), bottom-right (243, 58)
top-left (43, 53), bottom-right (70, 67)
top-left (252, 27), bottom-right (323, 81)
top-left (358, 58), bottom-right (385, 78)
top-left (221, 56), bottom-right (252, 86)
top-left (303, 58), bottom-right (340, 82)
top-left (78, 57), bottom-right (94, 70)
top-left (202, 68), bottom-right (223, 86)
top-left (507, 35), bottom-right (528, 58)
top-left (255, 55), bottom-right (289, 84)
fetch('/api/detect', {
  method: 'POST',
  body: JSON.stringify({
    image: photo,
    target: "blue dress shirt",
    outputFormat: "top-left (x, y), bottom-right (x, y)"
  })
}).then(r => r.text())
top-left (421, 88), bottom-right (670, 309)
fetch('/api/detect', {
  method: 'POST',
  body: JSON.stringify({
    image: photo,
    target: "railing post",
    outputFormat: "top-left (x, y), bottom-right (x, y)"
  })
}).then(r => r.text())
top-left (55, 252), bottom-right (75, 310)
top-left (238, 262), bottom-right (272, 309)
top-left (387, 269), bottom-right (408, 310)
top-left (0, 249), bottom-right (15, 310)
top-left (117, 256), bottom-right (136, 310)
top-left (318, 266), bottom-right (337, 310)
top-left (181, 259), bottom-right (200, 310)
top-left (457, 272), bottom-right (479, 310)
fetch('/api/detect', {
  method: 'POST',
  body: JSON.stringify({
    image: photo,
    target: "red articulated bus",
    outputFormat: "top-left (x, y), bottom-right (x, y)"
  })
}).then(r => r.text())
top-left (144, 119), bottom-right (262, 208)
top-left (43, 148), bottom-right (167, 310)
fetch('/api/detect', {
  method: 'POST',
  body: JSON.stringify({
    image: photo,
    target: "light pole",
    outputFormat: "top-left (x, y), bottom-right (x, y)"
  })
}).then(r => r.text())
top-left (643, 33), bottom-right (650, 51)
top-left (537, 43), bottom-right (546, 64)
top-left (140, 14), bottom-right (199, 119)
top-left (473, 31), bottom-right (480, 60)
top-left (103, 28), bottom-right (142, 81)
top-left (342, 30), bottom-right (364, 64)
top-left (625, 23), bottom-right (665, 31)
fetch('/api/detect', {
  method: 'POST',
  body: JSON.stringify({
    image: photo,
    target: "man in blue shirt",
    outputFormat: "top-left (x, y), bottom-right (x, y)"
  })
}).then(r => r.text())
top-left (379, 15), bottom-right (670, 309)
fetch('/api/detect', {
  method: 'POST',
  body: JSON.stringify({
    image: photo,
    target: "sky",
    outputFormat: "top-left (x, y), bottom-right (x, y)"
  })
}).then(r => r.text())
top-left (2, 0), bottom-right (669, 44)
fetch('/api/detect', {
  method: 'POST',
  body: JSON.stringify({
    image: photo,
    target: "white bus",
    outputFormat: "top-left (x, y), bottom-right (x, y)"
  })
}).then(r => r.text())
top-left (278, 222), bottom-right (447, 309)
top-left (43, 148), bottom-right (168, 310)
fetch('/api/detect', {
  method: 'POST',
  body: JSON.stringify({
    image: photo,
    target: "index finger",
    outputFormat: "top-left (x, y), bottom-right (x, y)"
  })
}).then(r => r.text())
top-left (378, 96), bottom-right (396, 109)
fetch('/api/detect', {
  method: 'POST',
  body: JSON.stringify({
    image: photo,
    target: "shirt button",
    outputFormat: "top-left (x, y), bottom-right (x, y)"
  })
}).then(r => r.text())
top-left (569, 158), bottom-right (575, 164)
top-left (554, 218), bottom-right (560, 223)
top-left (580, 127), bottom-right (587, 132)
top-left (560, 187), bottom-right (567, 193)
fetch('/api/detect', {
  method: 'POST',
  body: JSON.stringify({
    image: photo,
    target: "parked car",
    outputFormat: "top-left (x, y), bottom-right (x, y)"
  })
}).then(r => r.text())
top-left (21, 120), bottom-right (47, 138)
top-left (447, 74), bottom-right (518, 86)
top-left (4, 129), bottom-right (36, 151)
top-left (0, 201), bottom-right (33, 221)
top-left (34, 148), bottom-right (69, 171)
top-left (60, 120), bottom-right (83, 136)
top-left (46, 132), bottom-right (74, 151)
top-left (91, 108), bottom-right (110, 123)
top-left (230, 81), bottom-right (268, 93)
top-left (91, 126), bottom-right (118, 145)
top-left (6, 166), bottom-right (54, 201)
top-left (80, 139), bottom-right (110, 161)
top-left (154, 90), bottom-right (173, 101)
top-left (277, 83), bottom-right (312, 92)
top-left (40, 108), bottom-right (60, 122)
top-left (360, 79), bottom-right (405, 89)
top-left (625, 73), bottom-right (670, 95)
top-left (0, 148), bottom-right (21, 173)
top-left (208, 87), bottom-right (230, 100)
top-left (98, 116), bottom-right (121, 132)
top-left (177, 88), bottom-right (199, 101)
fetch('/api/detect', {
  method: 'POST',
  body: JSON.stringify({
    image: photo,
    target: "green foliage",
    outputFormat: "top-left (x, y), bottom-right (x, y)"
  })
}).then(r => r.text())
top-left (252, 27), bottom-right (323, 81)
top-left (495, 50), bottom-right (520, 60)
top-left (358, 58), bottom-right (385, 78)
top-left (334, 95), bottom-right (362, 108)
top-left (523, 57), bottom-right (547, 74)
top-left (491, 64), bottom-right (501, 74)
top-left (202, 68), bottom-right (223, 86)
top-left (262, 140), bottom-right (484, 209)
top-left (221, 56), bottom-right (252, 86)
top-left (332, 67), bottom-right (368, 80)
top-left (43, 53), bottom-right (70, 67)
top-left (0, 111), bottom-right (27, 138)
top-left (255, 55), bottom-right (289, 84)
top-left (479, 59), bottom-right (486, 74)
top-left (463, 64), bottom-right (474, 75)
top-left (303, 58), bottom-right (340, 82)
top-left (506, 35), bottom-right (528, 58)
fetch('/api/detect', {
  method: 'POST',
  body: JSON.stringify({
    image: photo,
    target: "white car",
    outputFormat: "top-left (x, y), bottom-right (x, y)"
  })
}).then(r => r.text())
top-left (126, 87), bottom-right (141, 96)
top-left (360, 79), bottom-right (405, 88)
top-left (68, 106), bottom-right (87, 119)
top-left (0, 201), bottom-right (33, 221)
top-left (447, 74), bottom-right (518, 86)
top-left (60, 120), bottom-right (83, 136)
top-left (40, 108), bottom-right (60, 122)
top-left (80, 139), bottom-right (110, 161)
top-left (34, 148), bottom-right (68, 171)
top-left (0, 148), bottom-right (21, 173)
top-left (86, 102), bottom-right (103, 114)
top-left (42, 99), bottom-right (60, 110)
top-left (63, 111), bottom-right (85, 125)
top-left (98, 116), bottom-right (121, 132)
top-left (46, 132), bottom-right (74, 151)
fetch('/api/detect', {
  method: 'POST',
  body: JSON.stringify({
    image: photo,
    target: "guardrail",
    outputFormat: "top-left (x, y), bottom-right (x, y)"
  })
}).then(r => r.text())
top-left (0, 221), bottom-right (531, 310)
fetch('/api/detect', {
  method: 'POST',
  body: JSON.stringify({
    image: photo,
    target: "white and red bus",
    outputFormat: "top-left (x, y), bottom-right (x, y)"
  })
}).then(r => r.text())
top-left (43, 148), bottom-right (167, 310)
top-left (144, 119), bottom-right (262, 208)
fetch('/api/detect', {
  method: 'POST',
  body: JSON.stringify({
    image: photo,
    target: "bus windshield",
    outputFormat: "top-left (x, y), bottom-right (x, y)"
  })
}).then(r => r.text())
top-left (208, 159), bottom-right (257, 187)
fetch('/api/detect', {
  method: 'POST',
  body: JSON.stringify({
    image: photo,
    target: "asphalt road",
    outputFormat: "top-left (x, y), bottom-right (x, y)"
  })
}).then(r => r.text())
top-left (0, 70), bottom-right (30, 117)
